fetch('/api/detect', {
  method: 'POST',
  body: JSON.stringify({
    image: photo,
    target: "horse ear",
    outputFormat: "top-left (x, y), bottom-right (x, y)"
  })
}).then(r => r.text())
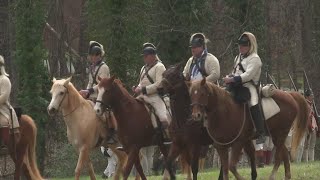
top-left (52, 77), bottom-right (57, 83)
top-left (64, 76), bottom-right (72, 86)
top-left (175, 62), bottom-right (183, 70)
top-left (201, 78), bottom-right (206, 86)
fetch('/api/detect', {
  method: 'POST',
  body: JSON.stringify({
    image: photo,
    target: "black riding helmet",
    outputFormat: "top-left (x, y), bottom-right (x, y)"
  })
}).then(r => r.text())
top-left (88, 41), bottom-right (103, 56)
top-left (190, 33), bottom-right (206, 48)
top-left (238, 34), bottom-right (250, 46)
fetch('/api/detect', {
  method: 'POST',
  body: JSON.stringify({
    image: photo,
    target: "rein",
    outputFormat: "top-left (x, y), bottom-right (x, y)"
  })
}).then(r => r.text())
top-left (58, 85), bottom-right (81, 117)
top-left (206, 104), bottom-right (247, 146)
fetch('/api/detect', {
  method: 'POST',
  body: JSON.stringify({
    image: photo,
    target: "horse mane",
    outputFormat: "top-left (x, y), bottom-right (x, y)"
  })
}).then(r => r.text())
top-left (190, 80), bottom-right (234, 106)
top-left (113, 79), bottom-right (136, 103)
top-left (51, 79), bottom-right (90, 107)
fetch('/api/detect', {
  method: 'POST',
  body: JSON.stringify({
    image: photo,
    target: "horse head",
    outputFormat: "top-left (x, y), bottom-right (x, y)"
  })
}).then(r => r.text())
top-left (158, 63), bottom-right (186, 95)
top-left (189, 78), bottom-right (212, 121)
top-left (94, 75), bottom-right (116, 116)
top-left (47, 77), bottom-right (72, 115)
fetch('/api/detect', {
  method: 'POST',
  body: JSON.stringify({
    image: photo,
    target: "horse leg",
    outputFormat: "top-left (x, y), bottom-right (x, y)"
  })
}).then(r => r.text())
top-left (181, 149), bottom-right (192, 180)
top-left (134, 154), bottom-right (147, 180)
top-left (280, 144), bottom-right (291, 180)
top-left (11, 142), bottom-right (26, 180)
top-left (110, 146), bottom-right (127, 180)
top-left (123, 147), bottom-right (141, 180)
top-left (165, 143), bottom-right (182, 180)
top-left (216, 147), bottom-right (230, 180)
top-left (87, 158), bottom-right (96, 180)
top-left (191, 145), bottom-right (201, 180)
top-left (75, 147), bottom-right (89, 180)
top-left (229, 143), bottom-right (246, 180)
top-left (159, 144), bottom-right (170, 180)
top-left (243, 141), bottom-right (257, 180)
top-left (269, 144), bottom-right (282, 180)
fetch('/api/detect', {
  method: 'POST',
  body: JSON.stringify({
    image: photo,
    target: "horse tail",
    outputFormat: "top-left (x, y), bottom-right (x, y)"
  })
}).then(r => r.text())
top-left (21, 115), bottom-right (44, 180)
top-left (289, 92), bottom-right (309, 160)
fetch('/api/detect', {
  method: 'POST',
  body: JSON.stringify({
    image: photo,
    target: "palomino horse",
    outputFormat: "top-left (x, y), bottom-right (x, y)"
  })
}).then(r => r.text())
top-left (47, 77), bottom-right (127, 180)
top-left (2, 114), bottom-right (44, 180)
top-left (94, 76), bottom-right (170, 180)
top-left (159, 64), bottom-right (257, 180)
top-left (189, 78), bottom-right (308, 180)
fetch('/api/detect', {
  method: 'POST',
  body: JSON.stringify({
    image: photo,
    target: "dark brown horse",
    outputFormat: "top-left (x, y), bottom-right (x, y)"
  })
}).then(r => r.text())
top-left (159, 64), bottom-right (258, 180)
top-left (189, 78), bottom-right (309, 180)
top-left (3, 114), bottom-right (44, 180)
top-left (94, 76), bottom-right (170, 180)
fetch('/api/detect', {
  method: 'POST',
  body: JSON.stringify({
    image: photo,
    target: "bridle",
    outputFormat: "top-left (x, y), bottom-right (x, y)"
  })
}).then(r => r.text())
top-left (55, 85), bottom-right (80, 117)
top-left (95, 87), bottom-right (113, 112)
top-left (190, 92), bottom-right (211, 112)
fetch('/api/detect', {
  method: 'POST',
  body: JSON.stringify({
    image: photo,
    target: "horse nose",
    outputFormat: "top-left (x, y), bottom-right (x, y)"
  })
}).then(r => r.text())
top-left (192, 112), bottom-right (202, 121)
top-left (96, 108), bottom-right (101, 115)
top-left (48, 107), bottom-right (57, 115)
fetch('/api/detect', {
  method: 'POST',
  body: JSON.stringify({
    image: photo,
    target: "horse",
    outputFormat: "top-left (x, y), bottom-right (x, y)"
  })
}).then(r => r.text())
top-left (189, 78), bottom-right (309, 180)
top-left (2, 114), bottom-right (44, 180)
top-left (94, 76), bottom-right (170, 180)
top-left (47, 77), bottom-right (127, 180)
top-left (157, 64), bottom-right (213, 180)
top-left (159, 64), bottom-right (258, 180)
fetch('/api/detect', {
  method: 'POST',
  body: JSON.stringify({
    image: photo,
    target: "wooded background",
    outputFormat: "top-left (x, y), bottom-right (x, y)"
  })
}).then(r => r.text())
top-left (0, 0), bottom-right (320, 177)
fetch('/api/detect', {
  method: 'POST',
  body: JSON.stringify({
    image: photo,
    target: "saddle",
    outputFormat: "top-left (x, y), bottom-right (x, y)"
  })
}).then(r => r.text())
top-left (135, 98), bottom-right (162, 129)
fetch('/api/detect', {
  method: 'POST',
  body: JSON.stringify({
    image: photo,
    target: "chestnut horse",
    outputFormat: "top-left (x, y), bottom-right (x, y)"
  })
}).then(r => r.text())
top-left (159, 64), bottom-right (257, 180)
top-left (2, 114), bottom-right (44, 180)
top-left (47, 77), bottom-right (127, 180)
top-left (189, 78), bottom-right (308, 180)
top-left (94, 76), bottom-right (170, 180)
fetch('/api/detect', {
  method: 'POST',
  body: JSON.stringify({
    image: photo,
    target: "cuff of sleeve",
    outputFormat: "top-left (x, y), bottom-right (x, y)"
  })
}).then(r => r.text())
top-left (233, 76), bottom-right (242, 83)
top-left (88, 88), bottom-right (94, 94)
top-left (142, 86), bottom-right (147, 95)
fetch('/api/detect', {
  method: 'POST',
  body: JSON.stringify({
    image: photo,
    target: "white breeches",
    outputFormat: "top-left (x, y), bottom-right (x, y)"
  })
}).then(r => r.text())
top-left (104, 148), bottom-right (118, 178)
top-left (303, 130), bottom-right (317, 162)
top-left (140, 146), bottom-right (155, 176)
top-left (137, 94), bottom-right (171, 126)
top-left (243, 83), bottom-right (258, 107)
top-left (263, 136), bottom-right (274, 151)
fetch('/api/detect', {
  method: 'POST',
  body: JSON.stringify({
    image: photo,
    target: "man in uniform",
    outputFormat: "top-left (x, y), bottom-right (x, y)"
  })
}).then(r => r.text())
top-left (223, 32), bottom-right (266, 145)
top-left (302, 89), bottom-right (318, 162)
top-left (133, 44), bottom-right (171, 144)
top-left (183, 33), bottom-right (220, 83)
top-left (0, 55), bottom-right (20, 154)
top-left (79, 41), bottom-right (117, 144)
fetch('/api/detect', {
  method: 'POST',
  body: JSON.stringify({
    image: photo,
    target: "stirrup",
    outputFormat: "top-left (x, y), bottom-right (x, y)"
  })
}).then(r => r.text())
top-left (163, 139), bottom-right (172, 145)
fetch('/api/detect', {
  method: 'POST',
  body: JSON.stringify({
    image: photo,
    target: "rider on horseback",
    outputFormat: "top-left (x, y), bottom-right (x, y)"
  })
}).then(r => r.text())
top-left (79, 41), bottom-right (118, 144)
top-left (183, 33), bottom-right (220, 83)
top-left (223, 32), bottom-right (266, 144)
top-left (0, 55), bottom-right (20, 154)
top-left (133, 43), bottom-right (171, 145)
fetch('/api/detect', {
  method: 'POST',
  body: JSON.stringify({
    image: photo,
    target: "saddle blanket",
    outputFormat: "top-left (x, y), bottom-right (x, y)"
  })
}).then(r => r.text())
top-left (261, 97), bottom-right (280, 120)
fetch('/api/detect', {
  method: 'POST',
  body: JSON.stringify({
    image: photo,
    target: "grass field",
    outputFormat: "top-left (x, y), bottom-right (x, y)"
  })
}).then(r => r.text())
top-left (51, 161), bottom-right (320, 180)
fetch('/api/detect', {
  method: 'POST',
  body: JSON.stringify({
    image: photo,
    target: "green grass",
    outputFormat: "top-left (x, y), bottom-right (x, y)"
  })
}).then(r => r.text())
top-left (51, 161), bottom-right (320, 180)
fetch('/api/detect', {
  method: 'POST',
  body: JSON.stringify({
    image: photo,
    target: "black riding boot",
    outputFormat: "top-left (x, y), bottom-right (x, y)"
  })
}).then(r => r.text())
top-left (106, 128), bottom-right (118, 144)
top-left (250, 105), bottom-right (266, 144)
